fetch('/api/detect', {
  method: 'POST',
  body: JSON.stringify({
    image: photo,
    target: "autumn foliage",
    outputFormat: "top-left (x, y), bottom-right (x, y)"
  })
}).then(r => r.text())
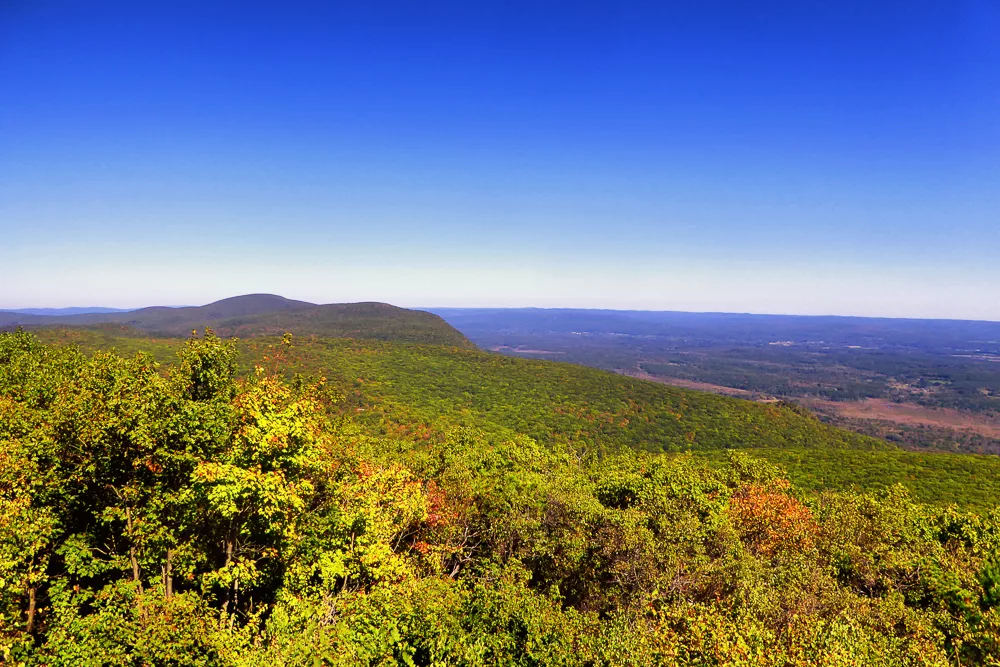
top-left (729, 479), bottom-right (818, 558)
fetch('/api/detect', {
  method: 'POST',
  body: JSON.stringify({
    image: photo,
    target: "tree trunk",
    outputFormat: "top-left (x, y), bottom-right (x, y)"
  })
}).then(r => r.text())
top-left (340, 532), bottom-right (355, 594)
top-left (221, 537), bottom-right (234, 614)
top-left (124, 506), bottom-right (143, 595)
top-left (229, 577), bottom-right (239, 630)
top-left (163, 550), bottom-right (173, 599)
top-left (26, 586), bottom-right (36, 635)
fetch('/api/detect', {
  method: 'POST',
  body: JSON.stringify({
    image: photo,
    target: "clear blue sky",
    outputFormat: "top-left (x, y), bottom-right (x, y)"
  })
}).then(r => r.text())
top-left (2, 1), bottom-right (998, 318)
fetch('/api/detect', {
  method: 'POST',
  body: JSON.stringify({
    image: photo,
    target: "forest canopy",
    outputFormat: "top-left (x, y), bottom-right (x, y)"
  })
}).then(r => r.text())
top-left (2, 329), bottom-right (999, 666)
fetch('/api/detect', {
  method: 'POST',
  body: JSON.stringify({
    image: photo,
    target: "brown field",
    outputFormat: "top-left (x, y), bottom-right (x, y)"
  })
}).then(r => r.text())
top-left (617, 369), bottom-right (764, 399)
top-left (615, 367), bottom-right (1000, 451)
top-left (801, 397), bottom-right (1000, 438)
top-left (491, 346), bottom-right (564, 355)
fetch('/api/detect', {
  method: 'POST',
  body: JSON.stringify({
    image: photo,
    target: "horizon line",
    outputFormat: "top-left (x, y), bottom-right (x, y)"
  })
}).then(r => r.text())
top-left (3, 294), bottom-right (1000, 325)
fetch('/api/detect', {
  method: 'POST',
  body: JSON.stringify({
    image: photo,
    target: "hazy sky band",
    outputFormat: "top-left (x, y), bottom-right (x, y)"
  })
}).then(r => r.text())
top-left (2, 2), bottom-right (998, 318)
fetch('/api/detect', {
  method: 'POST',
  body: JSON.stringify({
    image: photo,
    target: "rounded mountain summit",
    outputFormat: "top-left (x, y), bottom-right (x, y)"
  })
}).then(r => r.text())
top-left (0, 294), bottom-right (473, 348)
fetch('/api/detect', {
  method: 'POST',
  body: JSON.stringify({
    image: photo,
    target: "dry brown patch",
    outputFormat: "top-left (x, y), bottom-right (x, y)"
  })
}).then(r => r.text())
top-left (617, 369), bottom-right (759, 398)
top-left (490, 346), bottom-right (564, 355)
top-left (802, 397), bottom-right (1000, 438)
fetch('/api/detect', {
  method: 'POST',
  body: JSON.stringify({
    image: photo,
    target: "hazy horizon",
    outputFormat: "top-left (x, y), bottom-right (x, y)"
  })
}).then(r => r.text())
top-left (3, 2), bottom-right (998, 319)
top-left (4, 293), bottom-right (1000, 325)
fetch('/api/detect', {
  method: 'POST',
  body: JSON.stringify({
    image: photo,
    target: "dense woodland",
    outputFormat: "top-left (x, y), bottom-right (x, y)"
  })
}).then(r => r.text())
top-left (31, 326), bottom-right (1000, 510)
top-left (2, 327), bottom-right (1000, 665)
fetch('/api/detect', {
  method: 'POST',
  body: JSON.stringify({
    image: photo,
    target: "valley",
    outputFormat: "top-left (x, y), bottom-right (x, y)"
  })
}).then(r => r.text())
top-left (433, 308), bottom-right (1000, 455)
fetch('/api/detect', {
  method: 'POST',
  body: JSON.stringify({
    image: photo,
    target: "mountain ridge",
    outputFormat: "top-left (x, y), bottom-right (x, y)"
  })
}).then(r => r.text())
top-left (0, 294), bottom-right (472, 348)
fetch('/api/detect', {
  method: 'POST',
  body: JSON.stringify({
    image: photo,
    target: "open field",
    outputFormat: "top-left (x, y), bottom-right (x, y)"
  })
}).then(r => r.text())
top-left (616, 368), bottom-right (758, 398)
top-left (617, 369), bottom-right (1000, 453)
top-left (489, 345), bottom-right (564, 355)
top-left (804, 397), bottom-right (1000, 438)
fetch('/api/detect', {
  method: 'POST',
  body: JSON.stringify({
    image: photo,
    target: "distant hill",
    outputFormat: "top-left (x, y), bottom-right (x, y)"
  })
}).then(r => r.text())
top-left (0, 294), bottom-right (311, 330)
top-left (0, 294), bottom-right (472, 348)
top-left (2, 307), bottom-right (136, 316)
top-left (219, 302), bottom-right (473, 346)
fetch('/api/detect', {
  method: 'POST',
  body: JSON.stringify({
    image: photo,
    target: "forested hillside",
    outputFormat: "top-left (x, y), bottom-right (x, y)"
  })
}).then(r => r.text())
top-left (28, 327), bottom-right (1000, 509)
top-left (29, 328), bottom-right (880, 453)
top-left (2, 329), bottom-right (1000, 666)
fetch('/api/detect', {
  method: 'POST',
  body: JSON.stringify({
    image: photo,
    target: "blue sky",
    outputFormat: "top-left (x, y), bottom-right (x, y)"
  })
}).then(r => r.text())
top-left (2, 1), bottom-right (998, 318)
